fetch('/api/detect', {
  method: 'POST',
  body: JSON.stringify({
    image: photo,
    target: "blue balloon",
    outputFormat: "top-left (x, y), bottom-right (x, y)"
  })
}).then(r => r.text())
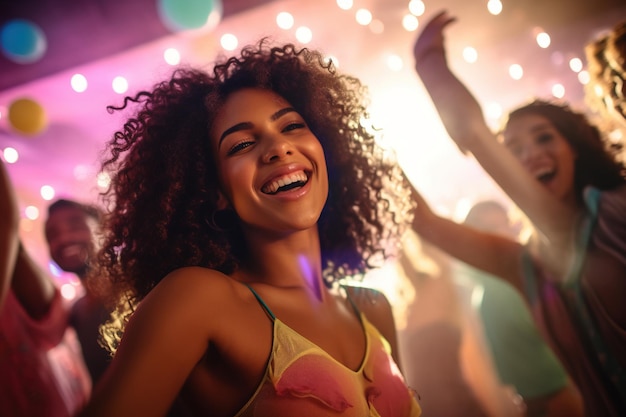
top-left (0, 19), bottom-right (47, 64)
top-left (157, 0), bottom-right (221, 32)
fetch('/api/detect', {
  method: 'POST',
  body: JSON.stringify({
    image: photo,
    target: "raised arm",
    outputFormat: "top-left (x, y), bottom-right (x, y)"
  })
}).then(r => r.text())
top-left (0, 160), bottom-right (20, 310)
top-left (408, 177), bottom-right (525, 292)
top-left (413, 11), bottom-right (579, 269)
top-left (0, 159), bottom-right (57, 319)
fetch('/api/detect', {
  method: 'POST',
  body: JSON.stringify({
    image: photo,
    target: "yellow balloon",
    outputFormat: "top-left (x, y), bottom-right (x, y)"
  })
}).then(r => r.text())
top-left (8, 97), bottom-right (47, 135)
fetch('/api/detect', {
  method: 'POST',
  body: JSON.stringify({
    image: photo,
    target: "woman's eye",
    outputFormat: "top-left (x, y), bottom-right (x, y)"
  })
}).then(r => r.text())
top-left (508, 145), bottom-right (523, 157)
top-left (227, 140), bottom-right (254, 155)
top-left (537, 133), bottom-right (553, 143)
top-left (283, 122), bottom-right (306, 132)
top-left (504, 141), bottom-right (520, 155)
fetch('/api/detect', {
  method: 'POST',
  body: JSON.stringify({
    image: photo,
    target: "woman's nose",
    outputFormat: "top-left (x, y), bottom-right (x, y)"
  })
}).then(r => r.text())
top-left (518, 143), bottom-right (541, 164)
top-left (263, 137), bottom-right (293, 163)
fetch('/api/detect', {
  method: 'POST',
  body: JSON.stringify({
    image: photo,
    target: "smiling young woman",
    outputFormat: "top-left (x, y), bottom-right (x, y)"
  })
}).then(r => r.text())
top-left (76, 40), bottom-right (420, 417)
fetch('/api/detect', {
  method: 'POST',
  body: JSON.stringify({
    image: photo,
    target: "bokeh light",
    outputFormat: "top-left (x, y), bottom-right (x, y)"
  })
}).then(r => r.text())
top-left (462, 46), bottom-right (478, 63)
top-left (0, 19), bottom-right (47, 64)
top-left (40, 185), bottom-right (55, 201)
top-left (355, 9), bottom-right (372, 26)
top-left (276, 12), bottom-right (294, 30)
top-left (509, 64), bottom-right (524, 80)
top-left (408, 0), bottom-right (426, 16)
top-left (70, 73), bottom-right (88, 93)
top-left (536, 32), bottom-right (551, 48)
top-left (369, 19), bottom-right (384, 34)
top-left (487, 0), bottom-right (503, 15)
top-left (112, 76), bottom-right (129, 94)
top-left (8, 98), bottom-right (48, 136)
top-left (97, 171), bottom-right (111, 189)
top-left (220, 33), bottom-right (238, 50)
top-left (336, 0), bottom-right (353, 10)
top-left (25, 205), bottom-right (39, 220)
top-left (386, 54), bottom-right (403, 71)
top-left (73, 164), bottom-right (91, 181)
top-left (60, 283), bottom-right (77, 300)
top-left (157, 0), bottom-right (221, 32)
top-left (551, 83), bottom-right (565, 98)
top-left (295, 26), bottom-right (313, 44)
top-left (485, 102), bottom-right (503, 120)
top-left (569, 57), bottom-right (583, 73)
top-left (3, 147), bottom-right (19, 163)
top-left (550, 51), bottom-right (564, 66)
top-left (577, 70), bottom-right (590, 84)
top-left (164, 47), bottom-right (181, 65)
top-left (402, 14), bottom-right (419, 31)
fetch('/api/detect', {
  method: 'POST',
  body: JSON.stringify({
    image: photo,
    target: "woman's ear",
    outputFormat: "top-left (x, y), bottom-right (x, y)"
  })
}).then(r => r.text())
top-left (216, 191), bottom-right (231, 211)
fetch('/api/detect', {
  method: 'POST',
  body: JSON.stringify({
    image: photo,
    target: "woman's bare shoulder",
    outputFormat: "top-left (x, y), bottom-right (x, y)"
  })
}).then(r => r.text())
top-left (157, 266), bottom-right (238, 295)
top-left (163, 265), bottom-right (230, 283)
top-left (343, 284), bottom-right (390, 309)
top-left (133, 266), bottom-right (244, 327)
top-left (342, 284), bottom-right (401, 359)
top-left (343, 284), bottom-right (394, 326)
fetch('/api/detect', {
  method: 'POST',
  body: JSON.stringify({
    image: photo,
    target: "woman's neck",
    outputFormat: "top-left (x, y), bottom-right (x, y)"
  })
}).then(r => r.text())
top-left (236, 227), bottom-right (325, 296)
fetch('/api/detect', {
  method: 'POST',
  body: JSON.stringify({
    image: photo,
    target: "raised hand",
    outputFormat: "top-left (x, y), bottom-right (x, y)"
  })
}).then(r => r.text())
top-left (412, 10), bottom-right (488, 155)
top-left (413, 10), bottom-right (457, 70)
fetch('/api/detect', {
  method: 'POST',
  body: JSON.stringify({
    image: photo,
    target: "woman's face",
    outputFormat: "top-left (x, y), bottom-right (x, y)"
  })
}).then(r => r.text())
top-left (503, 113), bottom-right (578, 205)
top-left (210, 88), bottom-right (329, 235)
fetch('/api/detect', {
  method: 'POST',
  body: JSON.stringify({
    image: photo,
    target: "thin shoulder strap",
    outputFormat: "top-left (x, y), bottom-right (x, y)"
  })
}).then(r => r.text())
top-left (341, 285), bottom-right (362, 317)
top-left (245, 284), bottom-right (276, 320)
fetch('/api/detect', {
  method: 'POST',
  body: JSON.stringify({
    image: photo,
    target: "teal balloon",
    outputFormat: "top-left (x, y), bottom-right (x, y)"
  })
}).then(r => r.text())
top-left (157, 0), bottom-right (221, 32)
top-left (0, 19), bottom-right (47, 64)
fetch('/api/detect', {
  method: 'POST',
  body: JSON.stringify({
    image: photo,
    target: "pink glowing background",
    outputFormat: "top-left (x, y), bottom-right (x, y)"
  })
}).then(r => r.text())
top-left (1, 0), bottom-right (624, 299)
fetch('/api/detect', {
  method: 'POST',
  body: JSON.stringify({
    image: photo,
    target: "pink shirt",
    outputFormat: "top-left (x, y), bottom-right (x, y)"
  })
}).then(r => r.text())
top-left (0, 289), bottom-right (91, 417)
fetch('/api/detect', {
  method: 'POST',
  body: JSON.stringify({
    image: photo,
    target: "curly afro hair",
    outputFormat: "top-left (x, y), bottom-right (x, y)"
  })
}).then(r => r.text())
top-left (93, 39), bottom-right (412, 350)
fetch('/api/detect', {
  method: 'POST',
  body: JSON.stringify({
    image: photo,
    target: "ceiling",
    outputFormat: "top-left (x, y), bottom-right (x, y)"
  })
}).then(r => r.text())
top-left (1, 0), bottom-right (625, 282)
top-left (0, 0), bottom-right (276, 91)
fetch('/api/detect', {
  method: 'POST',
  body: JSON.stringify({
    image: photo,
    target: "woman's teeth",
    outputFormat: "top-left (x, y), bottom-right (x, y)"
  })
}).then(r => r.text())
top-left (262, 171), bottom-right (308, 194)
top-left (536, 169), bottom-right (556, 183)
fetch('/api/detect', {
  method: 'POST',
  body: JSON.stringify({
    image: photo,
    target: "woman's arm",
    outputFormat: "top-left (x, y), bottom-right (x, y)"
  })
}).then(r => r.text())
top-left (413, 11), bottom-right (578, 274)
top-left (0, 160), bottom-right (56, 318)
top-left (409, 177), bottom-right (525, 292)
top-left (0, 160), bottom-right (20, 310)
top-left (77, 268), bottom-right (221, 417)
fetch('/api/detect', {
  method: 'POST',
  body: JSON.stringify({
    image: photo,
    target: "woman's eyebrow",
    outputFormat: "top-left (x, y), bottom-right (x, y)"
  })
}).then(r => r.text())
top-left (270, 107), bottom-right (296, 121)
top-left (219, 122), bottom-right (253, 145)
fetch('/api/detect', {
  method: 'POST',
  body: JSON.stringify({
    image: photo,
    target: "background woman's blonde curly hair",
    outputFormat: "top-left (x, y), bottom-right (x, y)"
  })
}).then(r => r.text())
top-left (584, 20), bottom-right (626, 164)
